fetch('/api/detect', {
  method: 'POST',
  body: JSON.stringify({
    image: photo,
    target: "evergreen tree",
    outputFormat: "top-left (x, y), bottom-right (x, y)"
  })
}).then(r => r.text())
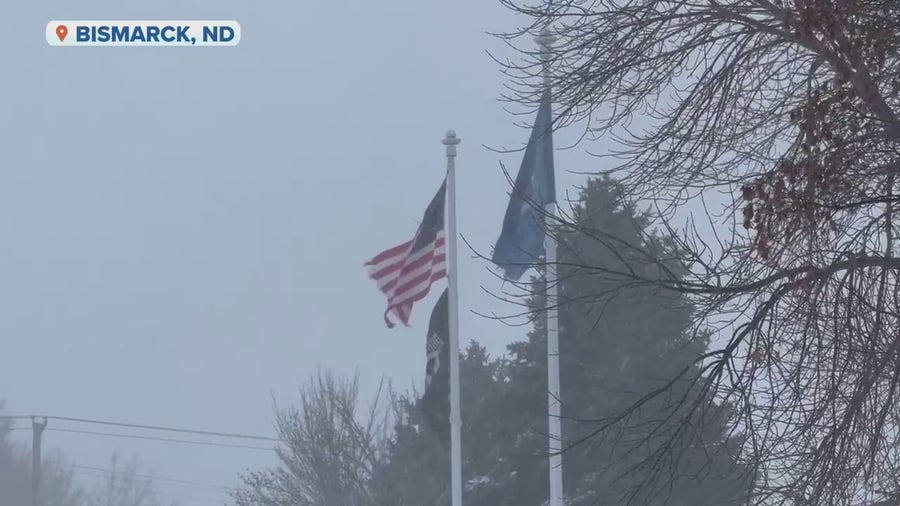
top-left (496, 176), bottom-right (752, 505)
top-left (371, 341), bottom-right (512, 506)
top-left (374, 176), bottom-right (752, 505)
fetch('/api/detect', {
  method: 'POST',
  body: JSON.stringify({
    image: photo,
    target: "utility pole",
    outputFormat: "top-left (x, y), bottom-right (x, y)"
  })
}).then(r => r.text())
top-left (31, 417), bottom-right (47, 506)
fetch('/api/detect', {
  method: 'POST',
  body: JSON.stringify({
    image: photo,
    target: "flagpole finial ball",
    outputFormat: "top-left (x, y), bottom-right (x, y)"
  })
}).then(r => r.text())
top-left (442, 130), bottom-right (461, 146)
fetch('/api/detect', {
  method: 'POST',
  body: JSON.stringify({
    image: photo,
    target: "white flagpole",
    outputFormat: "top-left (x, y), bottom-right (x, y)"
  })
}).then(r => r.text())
top-left (442, 130), bottom-right (463, 506)
top-left (536, 28), bottom-right (564, 506)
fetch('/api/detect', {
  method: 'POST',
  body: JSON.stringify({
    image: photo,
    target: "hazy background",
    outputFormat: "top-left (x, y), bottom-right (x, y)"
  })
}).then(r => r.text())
top-left (1, 1), bottom-right (598, 503)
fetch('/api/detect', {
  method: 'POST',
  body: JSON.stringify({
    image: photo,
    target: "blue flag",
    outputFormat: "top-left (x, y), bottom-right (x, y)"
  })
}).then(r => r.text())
top-left (492, 90), bottom-right (556, 281)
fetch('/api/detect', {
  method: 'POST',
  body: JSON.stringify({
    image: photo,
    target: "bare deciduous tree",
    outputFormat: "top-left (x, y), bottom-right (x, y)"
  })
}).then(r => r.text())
top-left (493, 1), bottom-right (900, 504)
top-left (87, 452), bottom-right (170, 506)
top-left (231, 371), bottom-right (394, 506)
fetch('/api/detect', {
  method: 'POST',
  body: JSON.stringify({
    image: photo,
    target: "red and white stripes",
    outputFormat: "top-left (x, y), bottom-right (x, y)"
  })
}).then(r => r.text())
top-left (365, 230), bottom-right (447, 328)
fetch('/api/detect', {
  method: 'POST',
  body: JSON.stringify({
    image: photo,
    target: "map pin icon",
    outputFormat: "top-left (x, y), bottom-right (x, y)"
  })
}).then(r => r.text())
top-left (56, 25), bottom-right (68, 42)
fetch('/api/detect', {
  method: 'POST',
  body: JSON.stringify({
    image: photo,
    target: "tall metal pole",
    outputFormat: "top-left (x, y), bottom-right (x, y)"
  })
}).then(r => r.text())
top-left (442, 130), bottom-right (463, 506)
top-left (31, 417), bottom-right (47, 506)
top-left (536, 27), bottom-right (564, 506)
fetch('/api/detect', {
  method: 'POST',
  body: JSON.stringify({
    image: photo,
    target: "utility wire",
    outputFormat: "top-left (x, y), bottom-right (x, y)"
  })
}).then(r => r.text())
top-left (41, 427), bottom-right (275, 451)
top-left (6, 425), bottom-right (274, 451)
top-left (1, 415), bottom-right (281, 442)
top-left (44, 459), bottom-right (239, 496)
top-left (48, 415), bottom-right (280, 442)
top-left (5, 421), bottom-right (253, 503)
top-left (71, 464), bottom-right (235, 492)
top-left (66, 467), bottom-right (230, 505)
top-left (0, 467), bottom-right (230, 504)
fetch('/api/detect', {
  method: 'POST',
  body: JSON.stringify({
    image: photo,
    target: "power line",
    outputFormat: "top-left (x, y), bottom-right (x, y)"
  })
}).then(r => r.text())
top-left (61, 465), bottom-right (232, 505)
top-left (71, 464), bottom-right (235, 492)
top-left (41, 427), bottom-right (276, 451)
top-left (43, 459), bottom-right (238, 493)
top-left (1, 415), bottom-right (281, 442)
top-left (0, 466), bottom-right (232, 501)
top-left (6, 425), bottom-right (274, 451)
top-left (49, 415), bottom-right (281, 442)
top-left (5, 420), bottom-right (255, 504)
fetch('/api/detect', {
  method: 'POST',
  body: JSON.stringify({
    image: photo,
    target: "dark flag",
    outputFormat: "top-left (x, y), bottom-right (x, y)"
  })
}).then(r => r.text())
top-left (365, 179), bottom-right (448, 328)
top-left (421, 287), bottom-right (450, 439)
top-left (491, 90), bottom-right (556, 281)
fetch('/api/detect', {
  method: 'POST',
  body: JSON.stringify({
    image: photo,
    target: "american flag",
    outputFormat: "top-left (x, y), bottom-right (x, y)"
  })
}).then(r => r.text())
top-left (366, 179), bottom-right (448, 328)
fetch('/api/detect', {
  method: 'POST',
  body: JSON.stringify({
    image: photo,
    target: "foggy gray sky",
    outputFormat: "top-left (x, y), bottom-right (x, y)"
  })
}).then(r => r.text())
top-left (2, 0), bottom-right (599, 503)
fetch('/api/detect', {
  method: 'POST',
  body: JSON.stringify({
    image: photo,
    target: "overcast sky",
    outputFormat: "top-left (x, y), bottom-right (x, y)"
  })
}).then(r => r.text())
top-left (1, 1), bottom-right (603, 504)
